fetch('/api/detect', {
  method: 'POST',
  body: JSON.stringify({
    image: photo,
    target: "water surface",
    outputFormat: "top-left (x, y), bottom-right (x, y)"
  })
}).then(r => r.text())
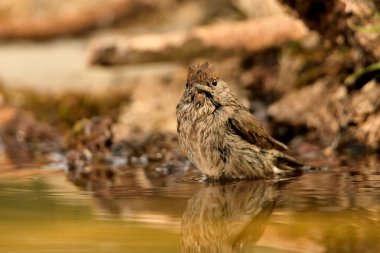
top-left (0, 157), bottom-right (379, 253)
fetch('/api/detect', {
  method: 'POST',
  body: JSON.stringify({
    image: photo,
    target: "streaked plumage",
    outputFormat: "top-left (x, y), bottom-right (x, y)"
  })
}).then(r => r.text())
top-left (176, 62), bottom-right (304, 179)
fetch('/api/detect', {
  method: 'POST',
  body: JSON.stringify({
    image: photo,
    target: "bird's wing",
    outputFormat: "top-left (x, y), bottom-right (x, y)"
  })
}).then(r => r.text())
top-left (228, 108), bottom-right (288, 151)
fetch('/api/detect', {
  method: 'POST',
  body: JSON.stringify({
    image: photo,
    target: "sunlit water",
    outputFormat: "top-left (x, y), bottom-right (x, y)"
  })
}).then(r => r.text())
top-left (0, 156), bottom-right (379, 253)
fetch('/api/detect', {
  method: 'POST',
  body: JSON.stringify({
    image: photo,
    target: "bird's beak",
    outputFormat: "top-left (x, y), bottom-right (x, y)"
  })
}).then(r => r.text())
top-left (194, 84), bottom-right (213, 98)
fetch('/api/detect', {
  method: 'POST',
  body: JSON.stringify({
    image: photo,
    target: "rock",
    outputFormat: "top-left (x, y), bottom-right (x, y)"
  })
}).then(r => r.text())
top-left (0, 108), bottom-right (61, 162)
top-left (268, 80), bottom-right (380, 150)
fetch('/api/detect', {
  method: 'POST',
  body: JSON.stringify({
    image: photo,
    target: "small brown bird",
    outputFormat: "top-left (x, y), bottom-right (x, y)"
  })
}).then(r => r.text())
top-left (176, 62), bottom-right (305, 180)
top-left (181, 181), bottom-right (276, 252)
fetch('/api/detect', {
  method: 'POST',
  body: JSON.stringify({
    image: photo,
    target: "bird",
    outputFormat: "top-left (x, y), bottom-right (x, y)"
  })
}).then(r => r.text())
top-left (181, 181), bottom-right (277, 252)
top-left (176, 62), bottom-right (306, 180)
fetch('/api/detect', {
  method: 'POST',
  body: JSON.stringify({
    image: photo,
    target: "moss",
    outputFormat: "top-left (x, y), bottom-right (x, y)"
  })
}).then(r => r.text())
top-left (3, 88), bottom-right (131, 131)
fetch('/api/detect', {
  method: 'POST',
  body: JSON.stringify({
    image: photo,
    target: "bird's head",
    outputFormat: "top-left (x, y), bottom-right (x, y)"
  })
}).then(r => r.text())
top-left (185, 62), bottom-right (236, 107)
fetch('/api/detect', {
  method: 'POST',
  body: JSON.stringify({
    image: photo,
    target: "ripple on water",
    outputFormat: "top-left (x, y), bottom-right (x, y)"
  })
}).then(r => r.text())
top-left (0, 156), bottom-right (379, 253)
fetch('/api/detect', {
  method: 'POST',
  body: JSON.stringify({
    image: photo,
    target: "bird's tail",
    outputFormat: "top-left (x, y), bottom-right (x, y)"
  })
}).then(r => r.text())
top-left (269, 150), bottom-right (310, 177)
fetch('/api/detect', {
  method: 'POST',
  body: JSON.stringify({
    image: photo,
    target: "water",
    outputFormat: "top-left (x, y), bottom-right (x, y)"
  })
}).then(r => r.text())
top-left (0, 157), bottom-right (379, 253)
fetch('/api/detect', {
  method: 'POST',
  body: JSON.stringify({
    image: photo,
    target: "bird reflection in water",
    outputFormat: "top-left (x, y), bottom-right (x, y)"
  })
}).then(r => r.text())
top-left (181, 180), bottom-right (281, 253)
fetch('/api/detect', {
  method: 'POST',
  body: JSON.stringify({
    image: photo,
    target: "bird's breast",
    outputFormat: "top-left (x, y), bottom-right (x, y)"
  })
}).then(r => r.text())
top-left (183, 112), bottom-right (225, 175)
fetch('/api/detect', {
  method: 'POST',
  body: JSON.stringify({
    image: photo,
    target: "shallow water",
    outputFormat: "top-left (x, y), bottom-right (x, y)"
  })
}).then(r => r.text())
top-left (0, 157), bottom-right (379, 253)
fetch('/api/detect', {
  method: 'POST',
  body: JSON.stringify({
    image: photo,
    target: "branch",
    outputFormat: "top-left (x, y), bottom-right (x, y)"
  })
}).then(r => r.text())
top-left (88, 16), bottom-right (308, 65)
top-left (0, 0), bottom-right (158, 40)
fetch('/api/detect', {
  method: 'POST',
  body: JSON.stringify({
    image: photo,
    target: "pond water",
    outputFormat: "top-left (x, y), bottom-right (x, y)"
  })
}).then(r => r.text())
top-left (0, 156), bottom-right (379, 253)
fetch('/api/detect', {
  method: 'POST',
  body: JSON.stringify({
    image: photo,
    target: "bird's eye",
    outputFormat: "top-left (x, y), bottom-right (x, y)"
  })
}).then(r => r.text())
top-left (211, 79), bottom-right (218, 86)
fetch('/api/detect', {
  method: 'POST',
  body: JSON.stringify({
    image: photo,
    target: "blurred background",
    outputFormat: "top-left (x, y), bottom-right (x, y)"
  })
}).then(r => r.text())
top-left (0, 0), bottom-right (379, 155)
